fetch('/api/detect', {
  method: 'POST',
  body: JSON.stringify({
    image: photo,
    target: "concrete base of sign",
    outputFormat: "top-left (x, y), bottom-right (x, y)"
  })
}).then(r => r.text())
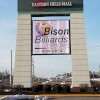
top-left (13, 14), bottom-right (32, 88)
top-left (70, 13), bottom-right (91, 87)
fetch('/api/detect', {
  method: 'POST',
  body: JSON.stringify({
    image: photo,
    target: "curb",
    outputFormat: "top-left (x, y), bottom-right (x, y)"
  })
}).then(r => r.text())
top-left (29, 94), bottom-right (100, 97)
top-left (0, 94), bottom-right (100, 98)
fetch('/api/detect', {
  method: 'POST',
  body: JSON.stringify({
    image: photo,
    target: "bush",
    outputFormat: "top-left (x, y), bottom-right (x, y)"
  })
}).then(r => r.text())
top-left (0, 84), bottom-right (4, 93)
top-left (32, 84), bottom-right (43, 92)
top-left (43, 85), bottom-right (51, 93)
top-left (13, 85), bottom-right (24, 94)
top-left (93, 81), bottom-right (100, 93)
top-left (62, 84), bottom-right (70, 93)
top-left (53, 84), bottom-right (62, 93)
top-left (79, 84), bottom-right (89, 93)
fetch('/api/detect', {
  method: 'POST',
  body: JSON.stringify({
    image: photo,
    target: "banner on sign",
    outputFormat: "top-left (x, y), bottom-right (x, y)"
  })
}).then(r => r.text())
top-left (32, 20), bottom-right (70, 55)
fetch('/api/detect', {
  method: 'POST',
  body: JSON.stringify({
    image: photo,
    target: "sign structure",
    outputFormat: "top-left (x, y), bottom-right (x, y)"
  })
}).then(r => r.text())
top-left (13, 0), bottom-right (91, 88)
top-left (32, 20), bottom-right (70, 55)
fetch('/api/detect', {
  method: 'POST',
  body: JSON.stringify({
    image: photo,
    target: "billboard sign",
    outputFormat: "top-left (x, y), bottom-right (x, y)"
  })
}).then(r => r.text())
top-left (32, 20), bottom-right (70, 55)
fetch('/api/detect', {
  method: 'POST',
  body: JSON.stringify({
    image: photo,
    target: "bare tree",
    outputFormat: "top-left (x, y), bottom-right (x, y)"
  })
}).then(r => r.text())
top-left (0, 70), bottom-right (10, 83)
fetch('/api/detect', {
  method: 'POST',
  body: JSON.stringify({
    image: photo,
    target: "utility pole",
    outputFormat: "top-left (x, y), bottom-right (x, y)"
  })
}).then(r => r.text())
top-left (32, 60), bottom-right (35, 83)
top-left (11, 50), bottom-right (13, 88)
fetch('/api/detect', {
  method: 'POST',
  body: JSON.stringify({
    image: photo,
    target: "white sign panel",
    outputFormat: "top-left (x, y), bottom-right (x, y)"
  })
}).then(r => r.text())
top-left (32, 20), bottom-right (70, 55)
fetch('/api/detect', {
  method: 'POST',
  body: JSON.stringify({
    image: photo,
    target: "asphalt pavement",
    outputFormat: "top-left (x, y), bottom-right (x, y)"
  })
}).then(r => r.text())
top-left (52, 97), bottom-right (100, 100)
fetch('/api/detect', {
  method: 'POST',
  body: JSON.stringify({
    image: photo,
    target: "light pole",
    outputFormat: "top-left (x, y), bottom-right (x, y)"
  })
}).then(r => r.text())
top-left (96, 44), bottom-right (100, 77)
top-left (10, 50), bottom-right (13, 88)
top-left (32, 60), bottom-right (35, 83)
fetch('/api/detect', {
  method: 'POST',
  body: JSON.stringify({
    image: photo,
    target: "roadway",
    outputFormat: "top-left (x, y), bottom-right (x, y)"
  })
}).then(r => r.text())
top-left (52, 97), bottom-right (100, 100)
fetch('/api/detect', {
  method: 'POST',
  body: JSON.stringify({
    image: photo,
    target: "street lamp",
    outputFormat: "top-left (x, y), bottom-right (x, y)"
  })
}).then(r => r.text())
top-left (96, 44), bottom-right (100, 78)
top-left (32, 60), bottom-right (35, 83)
top-left (10, 50), bottom-right (13, 88)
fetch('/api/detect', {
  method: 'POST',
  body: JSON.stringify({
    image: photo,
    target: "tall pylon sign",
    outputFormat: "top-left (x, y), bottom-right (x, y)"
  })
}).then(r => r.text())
top-left (13, 0), bottom-right (91, 88)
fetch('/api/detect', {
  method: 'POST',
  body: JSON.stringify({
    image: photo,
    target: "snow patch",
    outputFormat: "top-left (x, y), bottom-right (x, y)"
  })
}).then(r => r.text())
top-left (0, 95), bottom-right (31, 100)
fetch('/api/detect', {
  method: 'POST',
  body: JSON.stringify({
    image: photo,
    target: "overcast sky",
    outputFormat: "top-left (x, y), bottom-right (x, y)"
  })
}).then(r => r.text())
top-left (0, 0), bottom-right (100, 78)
